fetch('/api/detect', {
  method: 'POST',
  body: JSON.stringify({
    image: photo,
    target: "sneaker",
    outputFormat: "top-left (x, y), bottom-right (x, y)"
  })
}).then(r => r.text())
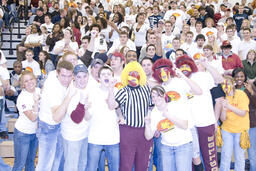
top-left (0, 131), bottom-right (9, 139)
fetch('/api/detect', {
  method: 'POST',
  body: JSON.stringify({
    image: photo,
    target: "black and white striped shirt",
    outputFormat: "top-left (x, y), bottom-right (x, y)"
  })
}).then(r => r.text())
top-left (115, 85), bottom-right (153, 128)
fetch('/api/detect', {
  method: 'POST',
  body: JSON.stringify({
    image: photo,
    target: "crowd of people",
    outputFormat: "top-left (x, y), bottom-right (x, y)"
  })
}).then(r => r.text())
top-left (0, 0), bottom-right (256, 170)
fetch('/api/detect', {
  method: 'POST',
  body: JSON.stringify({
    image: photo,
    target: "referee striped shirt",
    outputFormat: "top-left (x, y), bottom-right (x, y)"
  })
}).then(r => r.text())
top-left (115, 85), bottom-right (153, 128)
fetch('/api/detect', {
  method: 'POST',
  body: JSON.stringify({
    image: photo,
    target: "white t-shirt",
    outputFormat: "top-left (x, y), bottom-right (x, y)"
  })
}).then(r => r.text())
top-left (87, 84), bottom-right (120, 145)
top-left (0, 66), bottom-right (10, 81)
top-left (162, 34), bottom-right (175, 53)
top-left (61, 86), bottom-right (89, 141)
top-left (39, 72), bottom-right (67, 125)
top-left (0, 50), bottom-right (7, 65)
top-left (164, 9), bottom-right (186, 30)
top-left (22, 60), bottom-right (41, 77)
top-left (15, 88), bottom-right (41, 134)
top-left (25, 33), bottom-right (44, 44)
top-left (53, 39), bottom-right (79, 56)
top-left (133, 23), bottom-right (150, 47)
top-left (150, 104), bottom-right (192, 146)
top-left (189, 72), bottom-right (216, 127)
top-left (208, 56), bottom-right (224, 75)
top-left (201, 27), bottom-right (218, 39)
top-left (108, 39), bottom-right (136, 55)
top-left (229, 37), bottom-right (241, 55)
top-left (187, 44), bottom-right (204, 59)
top-left (41, 22), bottom-right (54, 33)
top-left (0, 66), bottom-right (10, 99)
top-left (162, 77), bottom-right (193, 126)
top-left (109, 22), bottom-right (128, 42)
top-left (239, 40), bottom-right (256, 60)
top-left (180, 42), bottom-right (196, 54)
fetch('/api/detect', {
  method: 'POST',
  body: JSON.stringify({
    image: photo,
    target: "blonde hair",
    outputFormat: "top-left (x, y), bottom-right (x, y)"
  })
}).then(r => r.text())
top-left (246, 49), bottom-right (256, 61)
top-left (19, 70), bottom-right (36, 89)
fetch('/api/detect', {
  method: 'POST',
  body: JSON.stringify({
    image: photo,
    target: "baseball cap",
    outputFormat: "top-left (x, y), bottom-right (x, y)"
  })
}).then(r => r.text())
top-left (110, 52), bottom-right (125, 61)
top-left (73, 64), bottom-right (88, 75)
top-left (37, 7), bottom-right (44, 12)
top-left (94, 53), bottom-right (108, 63)
top-left (90, 58), bottom-right (104, 68)
top-left (221, 40), bottom-right (232, 49)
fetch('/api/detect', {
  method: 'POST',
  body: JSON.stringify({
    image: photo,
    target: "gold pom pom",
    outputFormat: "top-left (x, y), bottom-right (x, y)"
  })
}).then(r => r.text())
top-left (216, 126), bottom-right (223, 147)
top-left (240, 130), bottom-right (250, 150)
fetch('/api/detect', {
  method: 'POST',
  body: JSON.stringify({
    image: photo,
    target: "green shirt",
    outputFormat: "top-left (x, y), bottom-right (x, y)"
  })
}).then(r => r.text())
top-left (242, 60), bottom-right (256, 79)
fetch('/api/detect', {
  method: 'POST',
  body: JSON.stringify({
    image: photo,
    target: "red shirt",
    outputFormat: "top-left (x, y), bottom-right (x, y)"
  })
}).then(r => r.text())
top-left (222, 53), bottom-right (243, 70)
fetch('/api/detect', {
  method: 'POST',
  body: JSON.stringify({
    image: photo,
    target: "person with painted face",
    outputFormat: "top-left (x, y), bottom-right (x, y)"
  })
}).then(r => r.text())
top-left (107, 61), bottom-right (153, 171)
top-left (151, 58), bottom-right (202, 171)
top-left (232, 68), bottom-right (256, 171)
top-left (175, 55), bottom-right (223, 171)
top-left (219, 75), bottom-right (250, 171)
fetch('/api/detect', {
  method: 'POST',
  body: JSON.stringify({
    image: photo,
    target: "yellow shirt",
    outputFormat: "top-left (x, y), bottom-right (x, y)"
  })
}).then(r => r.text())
top-left (222, 90), bottom-right (249, 133)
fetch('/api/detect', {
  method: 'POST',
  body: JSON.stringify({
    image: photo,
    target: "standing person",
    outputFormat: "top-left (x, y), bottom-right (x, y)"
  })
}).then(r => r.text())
top-left (133, 13), bottom-right (150, 57)
top-left (220, 40), bottom-right (243, 75)
top-left (86, 66), bottom-right (120, 171)
top-left (238, 28), bottom-right (256, 61)
top-left (61, 64), bottom-right (90, 171)
top-left (175, 55), bottom-right (223, 171)
top-left (107, 61), bottom-right (153, 170)
top-left (36, 60), bottom-right (75, 171)
top-left (12, 71), bottom-right (40, 171)
top-left (233, 5), bottom-right (248, 34)
top-left (219, 75), bottom-right (250, 171)
top-left (145, 85), bottom-right (193, 171)
top-left (151, 58), bottom-right (202, 171)
top-left (232, 68), bottom-right (256, 171)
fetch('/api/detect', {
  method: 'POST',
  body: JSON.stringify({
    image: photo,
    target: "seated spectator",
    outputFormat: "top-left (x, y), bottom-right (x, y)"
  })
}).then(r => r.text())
top-left (33, 7), bottom-right (45, 26)
top-left (242, 50), bottom-right (256, 83)
top-left (16, 26), bottom-right (32, 61)
top-left (22, 49), bottom-right (41, 78)
top-left (24, 24), bottom-right (44, 61)
top-left (5, 61), bottom-right (23, 110)
top-left (53, 27), bottom-right (79, 57)
top-left (40, 14), bottom-right (54, 33)
top-left (38, 51), bottom-right (55, 88)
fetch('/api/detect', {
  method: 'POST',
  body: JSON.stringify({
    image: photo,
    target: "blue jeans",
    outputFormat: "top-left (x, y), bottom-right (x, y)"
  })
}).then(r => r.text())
top-left (220, 129), bottom-right (245, 171)
top-left (63, 137), bottom-right (88, 171)
top-left (0, 99), bottom-right (7, 132)
top-left (12, 128), bottom-right (38, 171)
top-left (248, 127), bottom-right (256, 171)
top-left (36, 120), bottom-right (64, 171)
top-left (149, 136), bottom-right (162, 171)
top-left (161, 142), bottom-right (192, 171)
top-left (86, 143), bottom-right (120, 171)
top-left (98, 151), bottom-right (107, 171)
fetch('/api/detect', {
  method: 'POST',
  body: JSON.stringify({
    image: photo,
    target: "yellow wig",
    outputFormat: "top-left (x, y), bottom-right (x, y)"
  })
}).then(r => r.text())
top-left (121, 61), bottom-right (147, 86)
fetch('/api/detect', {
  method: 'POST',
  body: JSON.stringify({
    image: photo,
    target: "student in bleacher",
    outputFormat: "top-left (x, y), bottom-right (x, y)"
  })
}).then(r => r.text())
top-left (12, 70), bottom-right (40, 171)
top-left (38, 50), bottom-right (55, 88)
top-left (5, 61), bottom-right (22, 113)
top-left (21, 49), bottom-right (41, 79)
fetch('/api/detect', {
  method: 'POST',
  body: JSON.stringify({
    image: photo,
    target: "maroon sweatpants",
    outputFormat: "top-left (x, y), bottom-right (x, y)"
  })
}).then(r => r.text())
top-left (119, 125), bottom-right (153, 171)
top-left (197, 124), bottom-right (218, 171)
